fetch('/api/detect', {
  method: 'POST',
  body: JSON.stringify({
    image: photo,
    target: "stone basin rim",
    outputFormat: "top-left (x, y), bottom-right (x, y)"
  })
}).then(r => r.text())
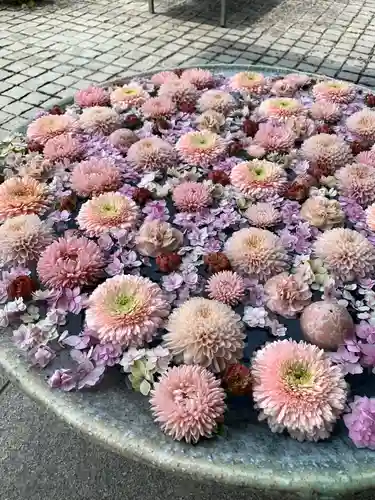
top-left (2, 63), bottom-right (375, 496)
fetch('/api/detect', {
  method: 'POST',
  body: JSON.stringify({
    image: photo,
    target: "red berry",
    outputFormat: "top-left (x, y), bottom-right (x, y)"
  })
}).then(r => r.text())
top-left (222, 364), bottom-right (252, 396)
top-left (317, 124), bottom-right (334, 134)
top-left (49, 105), bottom-right (63, 115)
top-left (156, 253), bottom-right (182, 273)
top-left (174, 69), bottom-right (184, 77)
top-left (365, 94), bottom-right (375, 108)
top-left (132, 187), bottom-right (152, 205)
top-left (208, 170), bottom-right (230, 186)
top-left (27, 140), bottom-right (43, 153)
top-left (179, 102), bottom-right (196, 113)
top-left (228, 139), bottom-right (243, 156)
top-left (204, 252), bottom-right (231, 273)
top-left (242, 119), bottom-right (259, 137)
top-left (351, 141), bottom-right (367, 155)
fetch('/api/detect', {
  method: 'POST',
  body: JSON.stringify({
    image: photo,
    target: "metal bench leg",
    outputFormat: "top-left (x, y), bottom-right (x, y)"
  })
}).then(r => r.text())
top-left (148, 0), bottom-right (155, 14)
top-left (220, 0), bottom-right (226, 27)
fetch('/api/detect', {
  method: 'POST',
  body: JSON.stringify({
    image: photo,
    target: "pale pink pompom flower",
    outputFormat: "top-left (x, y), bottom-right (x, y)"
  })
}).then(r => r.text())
top-left (108, 128), bottom-right (139, 154)
top-left (76, 192), bottom-right (139, 237)
top-left (176, 130), bottom-right (226, 166)
top-left (110, 83), bottom-right (150, 110)
top-left (230, 72), bottom-right (267, 94)
top-left (312, 80), bottom-right (356, 104)
top-left (172, 181), bottom-right (212, 212)
top-left (43, 133), bottom-right (82, 163)
top-left (180, 68), bottom-right (214, 89)
top-left (74, 86), bottom-right (110, 108)
top-left (335, 163), bottom-right (375, 207)
top-left (245, 202), bottom-right (280, 227)
top-left (347, 109), bottom-right (375, 142)
top-left (258, 97), bottom-right (303, 118)
top-left (198, 89), bottom-right (236, 115)
top-left (37, 235), bottom-right (105, 289)
top-left (126, 136), bottom-right (177, 172)
top-left (356, 149), bottom-right (375, 167)
top-left (85, 274), bottom-right (170, 347)
top-left (251, 339), bottom-right (347, 441)
top-left (206, 271), bottom-right (245, 306)
top-left (310, 101), bottom-right (342, 123)
top-left (366, 203), bottom-right (375, 231)
top-left (70, 158), bottom-right (122, 198)
top-left (301, 134), bottom-right (352, 175)
top-left (150, 365), bottom-right (226, 443)
top-left (141, 96), bottom-right (176, 119)
top-left (284, 74), bottom-right (310, 87)
top-left (158, 80), bottom-right (198, 108)
top-left (254, 122), bottom-right (296, 152)
top-left (151, 71), bottom-right (180, 86)
top-left (79, 106), bottom-right (121, 136)
top-left (264, 272), bottom-right (312, 318)
top-left (271, 79), bottom-right (298, 97)
top-left (27, 114), bottom-right (78, 146)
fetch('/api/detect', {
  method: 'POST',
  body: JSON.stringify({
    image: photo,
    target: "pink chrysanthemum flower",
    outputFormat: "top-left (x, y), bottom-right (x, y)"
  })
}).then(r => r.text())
top-left (196, 110), bottom-right (225, 133)
top-left (127, 136), bottom-right (176, 172)
top-left (245, 202), bottom-right (281, 227)
top-left (284, 115), bottom-right (316, 141)
top-left (176, 130), bottom-right (226, 166)
top-left (198, 89), bottom-right (236, 114)
top-left (172, 181), bottom-right (212, 212)
top-left (300, 196), bottom-right (344, 229)
top-left (251, 339), bottom-right (347, 441)
top-left (76, 192), bottom-right (139, 237)
top-left (110, 83), bottom-right (149, 109)
top-left (180, 68), bottom-right (214, 89)
top-left (151, 71), bottom-right (180, 86)
top-left (164, 297), bottom-right (245, 372)
top-left (344, 396), bottom-right (375, 449)
top-left (158, 80), bottom-right (198, 108)
top-left (37, 235), bottom-right (105, 289)
top-left (0, 214), bottom-right (53, 266)
top-left (225, 228), bottom-right (288, 281)
top-left (284, 74), bottom-right (310, 87)
top-left (85, 274), bottom-right (170, 347)
top-left (310, 101), bottom-right (342, 123)
top-left (254, 122), bottom-right (296, 152)
top-left (230, 72), bottom-right (267, 93)
top-left (141, 96), bottom-right (176, 119)
top-left (43, 133), bottom-right (82, 163)
top-left (264, 272), bottom-right (312, 318)
top-left (258, 97), bottom-right (303, 118)
top-left (230, 160), bottom-right (287, 200)
top-left (356, 149), bottom-right (375, 167)
top-left (347, 109), bottom-right (375, 141)
top-left (335, 163), bottom-right (375, 207)
top-left (27, 114), bottom-right (77, 146)
top-left (150, 365), bottom-right (226, 443)
top-left (314, 228), bottom-right (375, 282)
top-left (70, 158), bottom-right (122, 198)
top-left (79, 106), bottom-right (121, 135)
top-left (0, 176), bottom-right (51, 221)
top-left (206, 271), bottom-right (245, 306)
top-left (270, 79), bottom-right (298, 97)
top-left (312, 80), bottom-right (356, 104)
top-left (108, 128), bottom-right (139, 154)
top-left (366, 203), bottom-right (375, 231)
top-left (74, 86), bottom-right (110, 108)
top-left (301, 134), bottom-right (352, 174)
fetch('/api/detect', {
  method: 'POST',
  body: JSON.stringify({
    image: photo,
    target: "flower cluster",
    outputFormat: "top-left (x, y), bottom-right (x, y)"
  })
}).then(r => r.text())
top-left (2, 68), bottom-right (375, 449)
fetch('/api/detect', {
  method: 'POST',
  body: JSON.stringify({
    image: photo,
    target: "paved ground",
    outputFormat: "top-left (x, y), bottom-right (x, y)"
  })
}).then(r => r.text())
top-left (1, 0), bottom-right (375, 139)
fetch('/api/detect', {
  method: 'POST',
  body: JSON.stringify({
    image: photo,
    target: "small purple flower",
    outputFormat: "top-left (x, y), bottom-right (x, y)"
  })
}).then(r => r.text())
top-left (91, 343), bottom-right (122, 366)
top-left (188, 227), bottom-right (209, 246)
top-left (344, 396), bottom-right (375, 449)
top-left (97, 233), bottom-right (113, 251)
top-left (54, 287), bottom-right (88, 314)
top-left (330, 345), bottom-right (363, 375)
top-left (143, 200), bottom-right (169, 221)
top-left (121, 250), bottom-right (142, 268)
top-left (360, 343), bottom-right (375, 367)
top-left (28, 345), bottom-right (56, 368)
top-left (162, 273), bottom-right (184, 292)
top-left (183, 271), bottom-right (199, 289)
top-left (60, 333), bottom-right (91, 350)
top-left (76, 361), bottom-right (106, 389)
top-left (356, 321), bottom-right (375, 344)
top-left (204, 238), bottom-right (222, 253)
top-left (48, 369), bottom-right (77, 391)
top-left (281, 200), bottom-right (301, 226)
top-left (278, 228), bottom-right (297, 250)
top-left (106, 257), bottom-right (124, 276)
top-left (118, 183), bottom-right (135, 198)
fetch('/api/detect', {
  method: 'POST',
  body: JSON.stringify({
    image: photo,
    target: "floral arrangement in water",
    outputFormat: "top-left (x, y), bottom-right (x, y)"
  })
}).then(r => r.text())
top-left (2, 68), bottom-right (375, 448)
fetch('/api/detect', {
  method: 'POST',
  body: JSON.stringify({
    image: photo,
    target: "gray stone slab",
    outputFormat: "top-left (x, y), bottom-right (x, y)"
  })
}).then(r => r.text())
top-left (0, 368), bottom-right (8, 390)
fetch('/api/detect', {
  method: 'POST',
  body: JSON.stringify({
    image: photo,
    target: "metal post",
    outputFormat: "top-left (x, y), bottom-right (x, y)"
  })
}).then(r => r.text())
top-left (220, 0), bottom-right (226, 27)
top-left (148, 0), bottom-right (155, 14)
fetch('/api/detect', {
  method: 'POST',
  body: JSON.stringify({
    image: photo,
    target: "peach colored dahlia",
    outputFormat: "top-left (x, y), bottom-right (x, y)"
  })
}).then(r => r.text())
top-left (180, 68), bottom-right (214, 89)
top-left (43, 133), bottom-right (82, 163)
top-left (245, 202), bottom-right (281, 227)
top-left (37, 235), bottom-right (105, 289)
top-left (135, 220), bottom-right (183, 257)
top-left (27, 114), bottom-right (77, 146)
top-left (0, 214), bottom-right (53, 266)
top-left (70, 158), bottom-right (122, 198)
top-left (335, 163), bottom-right (375, 207)
top-left (198, 89), bottom-right (236, 114)
top-left (164, 297), bottom-right (245, 373)
top-left (0, 176), bottom-right (51, 221)
top-left (264, 272), bottom-right (312, 318)
top-left (126, 136), bottom-right (176, 172)
top-left (77, 192), bottom-right (139, 237)
top-left (347, 109), bottom-right (375, 142)
top-left (108, 128), bottom-right (139, 154)
top-left (74, 86), bottom-right (110, 108)
top-left (176, 130), bottom-right (226, 166)
top-left (151, 71), bottom-right (180, 86)
top-left (258, 97), bottom-right (303, 118)
top-left (251, 339), bottom-right (347, 441)
top-left (356, 149), bottom-right (375, 167)
top-left (110, 83), bottom-right (149, 109)
top-left (150, 365), bottom-right (226, 443)
top-left (79, 106), bottom-right (121, 135)
top-left (86, 274), bottom-right (170, 347)
top-left (224, 228), bottom-right (288, 282)
top-left (254, 122), bottom-right (296, 152)
top-left (312, 80), bottom-right (356, 104)
top-left (301, 134), bottom-right (352, 175)
top-left (314, 228), bottom-right (375, 282)
top-left (300, 196), bottom-right (344, 229)
top-left (196, 110), bottom-right (225, 133)
top-left (230, 72), bottom-right (267, 93)
top-left (310, 101), bottom-right (342, 123)
top-left (270, 79), bottom-right (298, 97)
top-left (230, 159), bottom-right (287, 201)
top-left (206, 270), bottom-right (245, 306)
top-left (172, 181), bottom-right (212, 212)
top-left (366, 203), bottom-right (375, 231)
top-left (141, 96), bottom-right (176, 119)
top-left (158, 80), bottom-right (198, 108)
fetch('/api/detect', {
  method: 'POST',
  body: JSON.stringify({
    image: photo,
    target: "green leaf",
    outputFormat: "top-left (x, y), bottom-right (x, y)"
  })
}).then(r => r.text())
top-left (139, 379), bottom-right (152, 396)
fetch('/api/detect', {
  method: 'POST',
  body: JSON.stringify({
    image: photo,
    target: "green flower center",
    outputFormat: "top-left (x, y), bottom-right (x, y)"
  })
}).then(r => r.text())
top-left (245, 72), bottom-right (259, 81)
top-left (283, 361), bottom-right (312, 387)
top-left (251, 165), bottom-right (267, 180)
top-left (123, 88), bottom-right (137, 95)
top-left (100, 203), bottom-right (119, 216)
top-left (113, 293), bottom-right (138, 314)
top-left (192, 135), bottom-right (211, 148)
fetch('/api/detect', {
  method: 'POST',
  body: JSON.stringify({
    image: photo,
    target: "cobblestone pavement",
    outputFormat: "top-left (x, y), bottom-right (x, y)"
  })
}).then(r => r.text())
top-left (0, 0), bottom-right (375, 138)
